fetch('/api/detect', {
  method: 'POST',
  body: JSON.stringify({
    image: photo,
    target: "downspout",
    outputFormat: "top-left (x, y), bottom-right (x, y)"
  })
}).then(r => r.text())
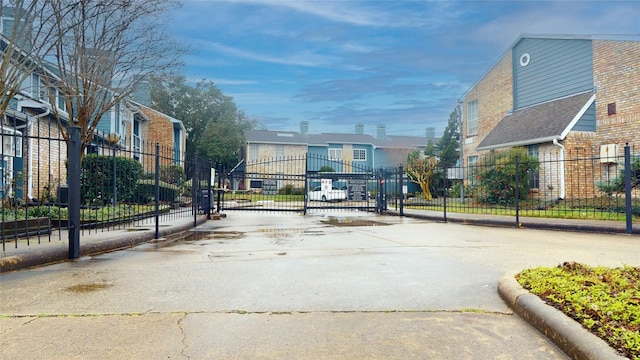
top-left (25, 108), bottom-right (50, 200)
top-left (553, 138), bottom-right (565, 200)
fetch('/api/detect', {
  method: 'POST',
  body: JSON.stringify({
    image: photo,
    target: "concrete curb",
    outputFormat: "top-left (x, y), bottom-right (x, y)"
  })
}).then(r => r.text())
top-left (0, 216), bottom-right (208, 273)
top-left (389, 210), bottom-right (637, 235)
top-left (497, 274), bottom-right (626, 360)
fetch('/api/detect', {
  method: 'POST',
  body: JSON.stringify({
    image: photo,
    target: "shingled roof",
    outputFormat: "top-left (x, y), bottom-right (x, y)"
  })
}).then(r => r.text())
top-left (477, 91), bottom-right (595, 150)
top-left (246, 129), bottom-right (437, 149)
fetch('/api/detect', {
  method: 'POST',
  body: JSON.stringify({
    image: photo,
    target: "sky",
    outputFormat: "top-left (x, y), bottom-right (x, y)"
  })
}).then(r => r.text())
top-left (168, 0), bottom-right (640, 137)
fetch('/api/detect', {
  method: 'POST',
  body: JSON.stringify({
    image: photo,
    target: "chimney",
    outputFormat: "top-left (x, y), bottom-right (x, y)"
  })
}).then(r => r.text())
top-left (355, 124), bottom-right (364, 135)
top-left (377, 125), bottom-right (386, 140)
top-left (300, 121), bottom-right (309, 135)
top-left (426, 127), bottom-right (435, 139)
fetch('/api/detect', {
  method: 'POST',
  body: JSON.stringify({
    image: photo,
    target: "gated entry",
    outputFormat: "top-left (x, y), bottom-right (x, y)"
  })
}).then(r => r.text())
top-left (222, 154), bottom-right (384, 214)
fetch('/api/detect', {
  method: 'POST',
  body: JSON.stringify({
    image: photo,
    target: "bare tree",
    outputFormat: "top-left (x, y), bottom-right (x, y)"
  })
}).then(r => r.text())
top-left (0, 0), bottom-right (59, 119)
top-left (45, 0), bottom-right (187, 150)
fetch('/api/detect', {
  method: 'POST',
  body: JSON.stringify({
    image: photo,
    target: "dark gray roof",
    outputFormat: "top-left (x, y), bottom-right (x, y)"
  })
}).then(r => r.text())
top-left (246, 129), bottom-right (437, 149)
top-left (245, 130), bottom-right (309, 145)
top-left (477, 91), bottom-right (595, 150)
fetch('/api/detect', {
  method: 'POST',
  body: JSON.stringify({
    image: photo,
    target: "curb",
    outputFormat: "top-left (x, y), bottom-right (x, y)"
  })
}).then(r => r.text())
top-left (389, 210), bottom-right (637, 235)
top-left (497, 274), bottom-right (626, 360)
top-left (0, 216), bottom-right (208, 273)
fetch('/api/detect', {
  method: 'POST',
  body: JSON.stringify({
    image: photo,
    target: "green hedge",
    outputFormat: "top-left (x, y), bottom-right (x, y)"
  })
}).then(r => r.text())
top-left (135, 179), bottom-right (180, 203)
top-left (81, 155), bottom-right (143, 206)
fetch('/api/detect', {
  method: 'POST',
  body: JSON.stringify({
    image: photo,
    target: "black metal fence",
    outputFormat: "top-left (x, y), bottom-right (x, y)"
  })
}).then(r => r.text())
top-left (1, 124), bottom-right (211, 254)
top-left (224, 153), bottom-right (381, 213)
top-left (386, 143), bottom-right (639, 233)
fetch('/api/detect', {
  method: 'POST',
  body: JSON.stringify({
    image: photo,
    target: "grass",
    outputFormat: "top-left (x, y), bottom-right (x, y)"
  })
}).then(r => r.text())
top-left (404, 196), bottom-right (639, 222)
top-left (517, 262), bottom-right (640, 359)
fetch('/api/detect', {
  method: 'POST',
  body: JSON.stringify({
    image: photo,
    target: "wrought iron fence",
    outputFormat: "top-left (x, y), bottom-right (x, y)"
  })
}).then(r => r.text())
top-left (390, 143), bottom-right (639, 233)
top-left (224, 153), bottom-right (380, 213)
top-left (1, 124), bottom-right (211, 253)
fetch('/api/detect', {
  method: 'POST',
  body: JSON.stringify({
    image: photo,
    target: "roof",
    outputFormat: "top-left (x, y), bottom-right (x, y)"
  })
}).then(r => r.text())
top-left (245, 129), bottom-right (437, 149)
top-left (477, 91), bottom-right (595, 150)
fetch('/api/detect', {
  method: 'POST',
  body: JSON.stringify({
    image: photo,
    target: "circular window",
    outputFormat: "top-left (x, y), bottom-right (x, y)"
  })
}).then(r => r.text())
top-left (520, 53), bottom-right (531, 67)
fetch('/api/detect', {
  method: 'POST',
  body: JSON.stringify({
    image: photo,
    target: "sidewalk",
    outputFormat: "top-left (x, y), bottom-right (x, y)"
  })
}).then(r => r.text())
top-left (0, 214), bottom-right (210, 273)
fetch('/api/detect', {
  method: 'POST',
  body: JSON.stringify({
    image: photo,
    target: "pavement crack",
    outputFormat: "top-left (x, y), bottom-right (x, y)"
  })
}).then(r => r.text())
top-left (177, 312), bottom-right (189, 359)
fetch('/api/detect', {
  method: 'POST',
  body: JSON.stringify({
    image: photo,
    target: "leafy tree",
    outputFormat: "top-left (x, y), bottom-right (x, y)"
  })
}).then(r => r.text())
top-left (149, 73), bottom-right (256, 167)
top-left (406, 149), bottom-right (437, 200)
top-left (473, 148), bottom-right (539, 205)
top-left (437, 109), bottom-right (460, 168)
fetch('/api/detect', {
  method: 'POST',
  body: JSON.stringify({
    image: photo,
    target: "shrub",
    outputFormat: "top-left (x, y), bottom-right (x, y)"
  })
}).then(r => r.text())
top-left (81, 154), bottom-right (143, 205)
top-left (472, 148), bottom-right (539, 205)
top-left (278, 184), bottom-right (304, 195)
top-left (596, 156), bottom-right (640, 195)
top-left (135, 179), bottom-right (180, 203)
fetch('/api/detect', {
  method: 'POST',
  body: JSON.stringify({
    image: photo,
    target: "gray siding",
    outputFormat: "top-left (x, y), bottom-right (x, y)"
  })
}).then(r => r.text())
top-left (513, 38), bottom-right (593, 109)
top-left (96, 109), bottom-right (111, 134)
top-left (572, 102), bottom-right (596, 131)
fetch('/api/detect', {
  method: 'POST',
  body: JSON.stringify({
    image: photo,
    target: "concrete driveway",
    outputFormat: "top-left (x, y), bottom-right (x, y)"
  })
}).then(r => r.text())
top-left (1, 211), bottom-right (638, 359)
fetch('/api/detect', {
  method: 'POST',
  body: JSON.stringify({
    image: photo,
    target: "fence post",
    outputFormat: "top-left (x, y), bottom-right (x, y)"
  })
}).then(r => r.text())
top-left (303, 154), bottom-right (309, 215)
top-left (399, 165), bottom-right (404, 216)
top-left (515, 154), bottom-right (520, 228)
top-left (216, 163), bottom-right (223, 213)
top-left (443, 166), bottom-right (448, 223)
top-left (207, 160), bottom-right (212, 219)
top-left (193, 155), bottom-right (198, 228)
top-left (624, 143), bottom-right (632, 234)
top-left (154, 143), bottom-right (160, 239)
top-left (67, 126), bottom-right (81, 259)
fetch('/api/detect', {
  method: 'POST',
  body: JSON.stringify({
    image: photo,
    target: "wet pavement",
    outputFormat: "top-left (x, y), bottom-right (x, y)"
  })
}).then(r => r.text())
top-left (1, 211), bottom-right (638, 359)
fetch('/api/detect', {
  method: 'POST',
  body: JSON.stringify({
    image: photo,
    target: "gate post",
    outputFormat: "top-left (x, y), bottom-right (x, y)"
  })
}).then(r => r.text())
top-left (207, 160), bottom-right (212, 219)
top-left (193, 155), bottom-right (198, 227)
top-left (67, 126), bottom-right (81, 259)
top-left (624, 143), bottom-right (632, 234)
top-left (154, 143), bottom-right (160, 239)
top-left (399, 165), bottom-right (404, 216)
top-left (443, 165), bottom-right (448, 223)
top-left (303, 154), bottom-right (309, 215)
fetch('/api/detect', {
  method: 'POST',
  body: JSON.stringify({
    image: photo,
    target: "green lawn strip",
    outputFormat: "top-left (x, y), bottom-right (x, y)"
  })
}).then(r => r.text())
top-left (516, 263), bottom-right (640, 359)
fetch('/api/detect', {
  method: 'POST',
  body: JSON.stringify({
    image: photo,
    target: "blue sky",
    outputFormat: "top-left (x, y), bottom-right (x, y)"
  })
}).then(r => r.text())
top-left (169, 0), bottom-right (640, 137)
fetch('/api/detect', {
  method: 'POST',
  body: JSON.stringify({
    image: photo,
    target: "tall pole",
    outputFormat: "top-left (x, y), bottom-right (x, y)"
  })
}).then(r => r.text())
top-left (68, 126), bottom-right (81, 259)
top-left (112, 145), bottom-right (117, 207)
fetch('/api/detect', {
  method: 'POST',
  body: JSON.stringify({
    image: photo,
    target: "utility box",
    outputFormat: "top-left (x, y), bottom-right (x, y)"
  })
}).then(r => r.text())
top-left (600, 144), bottom-right (619, 163)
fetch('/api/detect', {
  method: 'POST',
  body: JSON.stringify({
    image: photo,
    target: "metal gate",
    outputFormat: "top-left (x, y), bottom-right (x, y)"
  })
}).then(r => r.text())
top-left (222, 154), bottom-right (384, 214)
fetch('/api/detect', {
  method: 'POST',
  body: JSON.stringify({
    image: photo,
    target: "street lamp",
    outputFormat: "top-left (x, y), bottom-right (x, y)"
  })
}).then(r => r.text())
top-left (107, 133), bottom-right (121, 208)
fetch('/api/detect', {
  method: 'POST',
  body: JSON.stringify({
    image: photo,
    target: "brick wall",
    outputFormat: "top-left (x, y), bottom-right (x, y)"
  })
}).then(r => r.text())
top-left (24, 117), bottom-right (67, 201)
top-left (593, 40), bottom-right (640, 153)
top-left (462, 52), bottom-right (514, 163)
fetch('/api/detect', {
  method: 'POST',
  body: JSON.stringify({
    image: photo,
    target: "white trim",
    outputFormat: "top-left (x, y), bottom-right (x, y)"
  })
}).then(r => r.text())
top-left (519, 53), bottom-right (531, 67)
top-left (560, 93), bottom-right (596, 139)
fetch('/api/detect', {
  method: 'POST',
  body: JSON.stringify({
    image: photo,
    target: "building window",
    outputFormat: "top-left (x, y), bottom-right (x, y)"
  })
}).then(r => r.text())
top-left (353, 149), bottom-right (366, 161)
top-left (527, 144), bottom-right (539, 189)
top-left (607, 103), bottom-right (616, 116)
top-left (467, 155), bottom-right (478, 185)
top-left (57, 89), bottom-right (66, 112)
top-left (467, 100), bottom-right (478, 136)
top-left (329, 148), bottom-right (342, 160)
top-left (249, 144), bottom-right (259, 162)
top-left (276, 145), bottom-right (284, 159)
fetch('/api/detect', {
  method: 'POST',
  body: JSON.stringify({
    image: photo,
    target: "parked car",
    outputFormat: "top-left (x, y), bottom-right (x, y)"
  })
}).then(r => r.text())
top-left (308, 186), bottom-right (347, 202)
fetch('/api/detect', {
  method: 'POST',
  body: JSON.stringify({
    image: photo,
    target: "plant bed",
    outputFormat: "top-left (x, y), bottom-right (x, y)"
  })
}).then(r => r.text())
top-left (0, 217), bottom-right (51, 239)
top-left (517, 262), bottom-right (640, 359)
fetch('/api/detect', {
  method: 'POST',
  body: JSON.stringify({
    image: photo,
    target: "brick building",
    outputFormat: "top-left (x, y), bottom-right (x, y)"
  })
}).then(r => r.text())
top-left (460, 34), bottom-right (640, 200)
